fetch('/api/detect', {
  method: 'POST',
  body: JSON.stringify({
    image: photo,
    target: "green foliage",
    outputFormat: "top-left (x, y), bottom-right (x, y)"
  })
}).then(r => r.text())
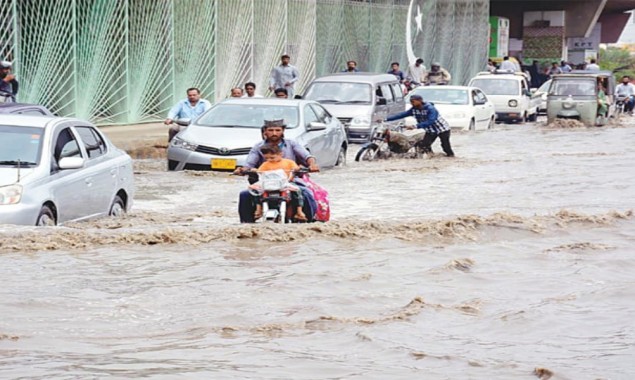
top-left (599, 47), bottom-right (635, 79)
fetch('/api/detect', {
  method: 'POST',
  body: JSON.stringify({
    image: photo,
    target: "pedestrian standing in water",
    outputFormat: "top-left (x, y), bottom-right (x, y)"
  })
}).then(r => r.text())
top-left (384, 94), bottom-right (454, 157)
top-left (269, 54), bottom-right (300, 98)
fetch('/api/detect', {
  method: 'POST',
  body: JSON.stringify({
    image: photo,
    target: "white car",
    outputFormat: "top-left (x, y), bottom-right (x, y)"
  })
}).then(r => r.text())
top-left (404, 86), bottom-right (496, 130)
top-left (468, 70), bottom-right (542, 123)
top-left (534, 79), bottom-right (552, 114)
top-left (0, 115), bottom-right (134, 226)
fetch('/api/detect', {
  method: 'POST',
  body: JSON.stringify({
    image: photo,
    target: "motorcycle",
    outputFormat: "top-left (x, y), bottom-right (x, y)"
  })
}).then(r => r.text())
top-left (0, 90), bottom-right (15, 104)
top-left (615, 95), bottom-right (634, 116)
top-left (354, 122), bottom-right (426, 162)
top-left (241, 168), bottom-right (312, 224)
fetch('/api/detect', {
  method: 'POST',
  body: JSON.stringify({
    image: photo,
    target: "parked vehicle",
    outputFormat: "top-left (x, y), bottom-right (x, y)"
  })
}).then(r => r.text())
top-left (302, 73), bottom-right (406, 143)
top-left (533, 79), bottom-right (551, 115)
top-left (167, 98), bottom-right (348, 171)
top-left (404, 86), bottom-right (496, 130)
top-left (0, 103), bottom-right (54, 116)
top-left (355, 123), bottom-right (426, 161)
top-left (468, 70), bottom-right (541, 123)
top-left (0, 115), bottom-right (134, 226)
top-left (546, 71), bottom-right (616, 126)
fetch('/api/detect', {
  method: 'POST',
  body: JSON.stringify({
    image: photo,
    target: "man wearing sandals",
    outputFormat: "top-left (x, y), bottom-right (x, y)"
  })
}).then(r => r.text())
top-left (234, 119), bottom-right (319, 223)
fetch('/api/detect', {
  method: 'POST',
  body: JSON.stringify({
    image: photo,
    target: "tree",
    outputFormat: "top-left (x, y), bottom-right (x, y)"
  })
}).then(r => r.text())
top-left (599, 47), bottom-right (635, 79)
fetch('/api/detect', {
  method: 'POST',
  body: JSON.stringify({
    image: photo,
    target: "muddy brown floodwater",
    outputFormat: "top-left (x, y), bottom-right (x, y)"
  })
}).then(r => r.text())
top-left (1, 117), bottom-right (635, 379)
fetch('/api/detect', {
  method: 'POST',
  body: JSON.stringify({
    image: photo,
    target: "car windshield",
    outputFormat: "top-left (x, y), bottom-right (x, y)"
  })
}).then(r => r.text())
top-left (549, 79), bottom-right (596, 96)
top-left (0, 126), bottom-right (43, 166)
top-left (197, 104), bottom-right (299, 128)
top-left (470, 78), bottom-right (519, 96)
top-left (304, 82), bottom-right (372, 104)
top-left (406, 88), bottom-right (469, 105)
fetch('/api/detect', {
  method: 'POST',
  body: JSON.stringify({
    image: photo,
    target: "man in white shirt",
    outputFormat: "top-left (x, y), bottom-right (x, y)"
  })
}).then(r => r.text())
top-left (499, 56), bottom-right (517, 71)
top-left (586, 59), bottom-right (600, 72)
top-left (241, 82), bottom-right (263, 98)
top-left (615, 75), bottom-right (635, 115)
top-left (405, 58), bottom-right (426, 85)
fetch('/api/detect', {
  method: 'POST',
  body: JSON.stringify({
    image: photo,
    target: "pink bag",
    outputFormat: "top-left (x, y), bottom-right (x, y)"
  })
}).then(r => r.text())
top-left (302, 175), bottom-right (330, 222)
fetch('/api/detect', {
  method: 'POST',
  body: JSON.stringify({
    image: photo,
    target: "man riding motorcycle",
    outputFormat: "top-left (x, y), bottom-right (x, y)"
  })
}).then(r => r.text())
top-left (615, 75), bottom-right (635, 115)
top-left (423, 62), bottom-right (451, 86)
top-left (234, 119), bottom-right (319, 223)
top-left (0, 61), bottom-right (19, 103)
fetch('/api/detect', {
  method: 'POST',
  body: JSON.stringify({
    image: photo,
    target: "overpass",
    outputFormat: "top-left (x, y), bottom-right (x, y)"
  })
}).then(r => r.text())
top-left (490, 0), bottom-right (635, 63)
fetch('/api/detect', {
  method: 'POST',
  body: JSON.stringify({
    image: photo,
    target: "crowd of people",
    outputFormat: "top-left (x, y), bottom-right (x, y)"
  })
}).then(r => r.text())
top-left (487, 56), bottom-right (606, 88)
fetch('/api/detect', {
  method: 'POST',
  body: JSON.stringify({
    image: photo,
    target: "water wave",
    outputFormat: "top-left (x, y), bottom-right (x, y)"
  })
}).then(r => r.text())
top-left (0, 210), bottom-right (631, 253)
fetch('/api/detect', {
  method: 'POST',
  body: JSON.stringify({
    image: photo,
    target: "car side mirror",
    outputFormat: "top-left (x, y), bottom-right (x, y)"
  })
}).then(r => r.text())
top-left (58, 157), bottom-right (85, 170)
top-left (524, 90), bottom-right (532, 97)
top-left (376, 97), bottom-right (387, 105)
top-left (530, 88), bottom-right (537, 94)
top-left (307, 121), bottom-right (327, 131)
top-left (175, 118), bottom-right (191, 126)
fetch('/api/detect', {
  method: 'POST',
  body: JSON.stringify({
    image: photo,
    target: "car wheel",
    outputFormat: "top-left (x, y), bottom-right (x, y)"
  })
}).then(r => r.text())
top-left (109, 195), bottom-right (126, 217)
top-left (355, 144), bottom-right (379, 162)
top-left (36, 205), bottom-right (56, 226)
top-left (487, 117), bottom-right (495, 129)
top-left (468, 119), bottom-right (475, 131)
top-left (335, 145), bottom-right (346, 167)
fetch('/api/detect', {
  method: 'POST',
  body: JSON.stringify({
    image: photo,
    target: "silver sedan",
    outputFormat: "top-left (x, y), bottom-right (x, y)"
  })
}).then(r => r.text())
top-left (167, 98), bottom-right (348, 171)
top-left (0, 115), bottom-right (134, 226)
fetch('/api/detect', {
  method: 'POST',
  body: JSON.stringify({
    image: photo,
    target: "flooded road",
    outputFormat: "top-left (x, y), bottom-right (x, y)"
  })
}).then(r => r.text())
top-left (1, 118), bottom-right (635, 379)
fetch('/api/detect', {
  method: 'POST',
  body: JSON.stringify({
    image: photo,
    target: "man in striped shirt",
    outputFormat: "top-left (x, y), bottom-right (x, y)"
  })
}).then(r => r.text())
top-left (385, 94), bottom-right (454, 157)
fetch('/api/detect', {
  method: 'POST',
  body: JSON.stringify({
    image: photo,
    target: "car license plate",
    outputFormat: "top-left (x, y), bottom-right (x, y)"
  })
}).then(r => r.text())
top-left (211, 158), bottom-right (236, 170)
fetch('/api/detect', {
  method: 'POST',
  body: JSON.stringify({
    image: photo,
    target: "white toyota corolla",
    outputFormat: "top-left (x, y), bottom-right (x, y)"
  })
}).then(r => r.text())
top-left (0, 114), bottom-right (134, 226)
top-left (404, 86), bottom-right (496, 131)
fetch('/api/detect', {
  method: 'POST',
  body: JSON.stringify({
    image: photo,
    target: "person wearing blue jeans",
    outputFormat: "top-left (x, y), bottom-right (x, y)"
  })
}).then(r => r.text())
top-left (234, 119), bottom-right (320, 223)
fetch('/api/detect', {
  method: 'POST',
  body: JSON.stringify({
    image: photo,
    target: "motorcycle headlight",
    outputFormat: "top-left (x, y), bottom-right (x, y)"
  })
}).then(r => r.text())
top-left (171, 137), bottom-right (198, 151)
top-left (352, 115), bottom-right (371, 125)
top-left (508, 100), bottom-right (518, 107)
top-left (0, 184), bottom-right (22, 205)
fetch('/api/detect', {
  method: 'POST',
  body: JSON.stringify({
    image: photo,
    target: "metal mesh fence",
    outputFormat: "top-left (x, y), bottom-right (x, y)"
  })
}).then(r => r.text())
top-left (2, 0), bottom-right (489, 125)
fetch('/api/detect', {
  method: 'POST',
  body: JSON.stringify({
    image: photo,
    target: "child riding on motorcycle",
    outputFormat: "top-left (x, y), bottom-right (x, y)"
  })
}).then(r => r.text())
top-left (250, 144), bottom-right (307, 222)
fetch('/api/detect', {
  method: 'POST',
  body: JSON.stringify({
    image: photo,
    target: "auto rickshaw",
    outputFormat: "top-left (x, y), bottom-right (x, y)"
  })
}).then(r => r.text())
top-left (546, 70), bottom-right (615, 126)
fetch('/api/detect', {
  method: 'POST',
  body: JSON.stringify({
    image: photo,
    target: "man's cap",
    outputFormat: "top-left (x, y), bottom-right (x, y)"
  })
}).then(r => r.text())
top-left (410, 95), bottom-right (423, 101)
top-left (431, 62), bottom-right (440, 67)
top-left (263, 119), bottom-right (286, 128)
top-left (0, 61), bottom-right (12, 69)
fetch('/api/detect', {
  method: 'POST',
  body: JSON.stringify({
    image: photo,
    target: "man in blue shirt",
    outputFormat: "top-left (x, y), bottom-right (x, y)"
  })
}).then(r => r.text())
top-left (385, 94), bottom-right (454, 157)
top-left (387, 62), bottom-right (405, 82)
top-left (164, 87), bottom-right (211, 141)
top-left (234, 119), bottom-right (319, 223)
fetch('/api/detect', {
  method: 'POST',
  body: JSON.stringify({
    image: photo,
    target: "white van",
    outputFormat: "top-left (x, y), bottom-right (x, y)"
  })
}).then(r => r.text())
top-left (468, 71), bottom-right (541, 123)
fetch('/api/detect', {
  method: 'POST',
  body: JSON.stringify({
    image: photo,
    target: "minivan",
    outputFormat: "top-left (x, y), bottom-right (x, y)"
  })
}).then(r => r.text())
top-left (302, 73), bottom-right (406, 143)
top-left (468, 70), bottom-right (541, 123)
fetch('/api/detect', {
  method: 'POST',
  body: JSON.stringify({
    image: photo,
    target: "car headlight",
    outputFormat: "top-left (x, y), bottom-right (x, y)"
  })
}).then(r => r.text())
top-left (508, 100), bottom-right (518, 107)
top-left (562, 98), bottom-right (576, 109)
top-left (351, 115), bottom-right (371, 125)
top-left (0, 184), bottom-right (22, 205)
top-left (171, 137), bottom-right (198, 151)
